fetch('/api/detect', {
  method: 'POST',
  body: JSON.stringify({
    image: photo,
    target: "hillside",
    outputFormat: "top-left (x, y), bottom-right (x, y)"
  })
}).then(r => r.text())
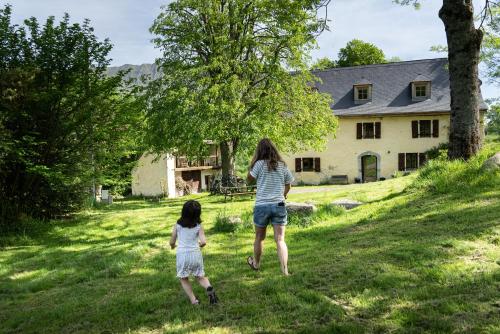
top-left (0, 139), bottom-right (499, 333)
top-left (106, 63), bottom-right (160, 81)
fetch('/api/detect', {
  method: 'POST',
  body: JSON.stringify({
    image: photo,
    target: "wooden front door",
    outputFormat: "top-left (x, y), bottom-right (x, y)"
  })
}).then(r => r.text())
top-left (181, 171), bottom-right (201, 193)
top-left (361, 155), bottom-right (377, 183)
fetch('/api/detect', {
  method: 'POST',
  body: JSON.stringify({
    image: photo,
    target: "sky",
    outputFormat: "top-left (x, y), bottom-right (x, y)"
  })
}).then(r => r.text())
top-left (3, 0), bottom-right (498, 99)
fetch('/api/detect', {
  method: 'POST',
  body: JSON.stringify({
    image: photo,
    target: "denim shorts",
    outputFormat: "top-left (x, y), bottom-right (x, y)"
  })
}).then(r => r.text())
top-left (253, 203), bottom-right (287, 228)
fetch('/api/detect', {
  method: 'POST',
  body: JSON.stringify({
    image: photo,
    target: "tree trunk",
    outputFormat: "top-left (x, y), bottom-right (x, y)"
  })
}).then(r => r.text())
top-left (220, 140), bottom-right (237, 177)
top-left (439, 0), bottom-right (483, 160)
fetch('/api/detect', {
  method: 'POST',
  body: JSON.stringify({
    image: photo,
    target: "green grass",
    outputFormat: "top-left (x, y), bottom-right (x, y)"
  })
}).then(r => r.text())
top-left (1, 140), bottom-right (499, 333)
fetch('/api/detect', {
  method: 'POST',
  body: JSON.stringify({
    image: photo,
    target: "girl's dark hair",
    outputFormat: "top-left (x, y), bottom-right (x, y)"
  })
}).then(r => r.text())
top-left (177, 200), bottom-right (201, 228)
top-left (250, 138), bottom-right (285, 171)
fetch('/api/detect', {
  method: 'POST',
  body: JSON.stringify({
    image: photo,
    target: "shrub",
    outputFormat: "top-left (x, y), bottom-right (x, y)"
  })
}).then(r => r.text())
top-left (213, 211), bottom-right (252, 233)
top-left (175, 177), bottom-right (193, 196)
top-left (409, 148), bottom-right (500, 195)
top-left (425, 143), bottom-right (449, 160)
top-left (287, 211), bottom-right (315, 227)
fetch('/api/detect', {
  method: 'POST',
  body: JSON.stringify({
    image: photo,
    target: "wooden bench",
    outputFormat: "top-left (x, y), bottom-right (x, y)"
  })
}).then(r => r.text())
top-left (330, 175), bottom-right (348, 185)
top-left (221, 185), bottom-right (257, 201)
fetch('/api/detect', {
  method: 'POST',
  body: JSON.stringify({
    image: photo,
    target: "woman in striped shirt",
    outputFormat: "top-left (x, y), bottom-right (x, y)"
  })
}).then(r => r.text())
top-left (246, 138), bottom-right (294, 276)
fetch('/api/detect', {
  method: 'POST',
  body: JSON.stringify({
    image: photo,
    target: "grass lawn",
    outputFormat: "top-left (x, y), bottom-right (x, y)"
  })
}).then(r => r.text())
top-left (1, 140), bottom-right (499, 333)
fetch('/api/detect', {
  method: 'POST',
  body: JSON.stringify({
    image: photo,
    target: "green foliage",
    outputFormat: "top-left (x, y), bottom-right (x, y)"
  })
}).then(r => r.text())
top-left (411, 140), bottom-right (500, 194)
top-left (0, 5), bottom-right (141, 229)
top-left (337, 39), bottom-right (387, 67)
top-left (482, 7), bottom-right (500, 85)
top-left (213, 211), bottom-right (252, 233)
top-left (425, 142), bottom-right (449, 160)
top-left (2, 154), bottom-right (498, 332)
top-left (486, 104), bottom-right (500, 134)
top-left (311, 57), bottom-right (337, 70)
top-left (386, 56), bottom-right (402, 63)
top-left (143, 0), bottom-right (337, 174)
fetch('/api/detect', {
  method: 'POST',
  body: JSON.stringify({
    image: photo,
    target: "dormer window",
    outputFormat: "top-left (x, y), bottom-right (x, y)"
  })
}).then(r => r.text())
top-left (353, 78), bottom-right (372, 104)
top-left (415, 84), bottom-right (427, 97)
top-left (357, 87), bottom-right (369, 100)
top-left (411, 74), bottom-right (431, 101)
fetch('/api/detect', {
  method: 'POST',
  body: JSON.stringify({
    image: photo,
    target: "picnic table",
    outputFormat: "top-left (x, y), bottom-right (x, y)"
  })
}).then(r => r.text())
top-left (220, 184), bottom-right (257, 201)
top-left (210, 174), bottom-right (257, 201)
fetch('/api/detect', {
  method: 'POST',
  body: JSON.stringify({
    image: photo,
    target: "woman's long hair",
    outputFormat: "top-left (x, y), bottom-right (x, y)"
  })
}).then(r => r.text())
top-left (177, 200), bottom-right (201, 228)
top-left (250, 138), bottom-right (284, 171)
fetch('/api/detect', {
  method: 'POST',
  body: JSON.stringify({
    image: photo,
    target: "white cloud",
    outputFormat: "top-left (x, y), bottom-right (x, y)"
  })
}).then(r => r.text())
top-left (4, 0), bottom-right (497, 98)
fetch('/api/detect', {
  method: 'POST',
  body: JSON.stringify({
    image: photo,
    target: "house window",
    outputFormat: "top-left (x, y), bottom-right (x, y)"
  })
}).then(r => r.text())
top-left (415, 85), bottom-right (427, 97)
top-left (412, 120), bottom-right (439, 138)
top-left (295, 158), bottom-right (321, 172)
top-left (354, 84), bottom-right (372, 104)
top-left (357, 122), bottom-right (381, 139)
top-left (398, 153), bottom-right (427, 171)
top-left (302, 158), bottom-right (314, 171)
top-left (419, 120), bottom-right (431, 137)
top-left (358, 87), bottom-right (368, 100)
top-left (363, 123), bottom-right (374, 138)
top-left (405, 153), bottom-right (418, 170)
top-left (411, 81), bottom-right (431, 101)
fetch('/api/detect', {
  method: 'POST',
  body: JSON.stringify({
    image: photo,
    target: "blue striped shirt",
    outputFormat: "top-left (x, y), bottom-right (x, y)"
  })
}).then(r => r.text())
top-left (250, 160), bottom-right (294, 206)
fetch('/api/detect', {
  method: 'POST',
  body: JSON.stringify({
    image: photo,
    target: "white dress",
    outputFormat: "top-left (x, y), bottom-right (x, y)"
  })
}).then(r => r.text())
top-left (175, 224), bottom-right (205, 278)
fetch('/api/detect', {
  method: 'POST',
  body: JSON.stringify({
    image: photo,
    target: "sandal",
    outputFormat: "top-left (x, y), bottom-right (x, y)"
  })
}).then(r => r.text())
top-left (247, 256), bottom-right (259, 271)
top-left (206, 286), bottom-right (218, 305)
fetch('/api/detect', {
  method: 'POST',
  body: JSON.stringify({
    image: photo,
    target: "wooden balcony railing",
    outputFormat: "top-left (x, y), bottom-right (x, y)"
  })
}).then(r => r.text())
top-left (176, 156), bottom-right (220, 169)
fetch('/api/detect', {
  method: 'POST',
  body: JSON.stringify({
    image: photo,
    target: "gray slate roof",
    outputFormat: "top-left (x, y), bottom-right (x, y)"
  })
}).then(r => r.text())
top-left (312, 58), bottom-right (488, 117)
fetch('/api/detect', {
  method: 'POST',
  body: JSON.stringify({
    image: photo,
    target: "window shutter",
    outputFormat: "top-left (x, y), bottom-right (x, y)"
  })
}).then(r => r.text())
top-left (412, 121), bottom-right (419, 138)
top-left (432, 120), bottom-right (439, 137)
top-left (375, 122), bottom-right (381, 139)
top-left (419, 153), bottom-right (427, 167)
top-left (398, 153), bottom-right (405, 171)
top-left (314, 158), bottom-right (321, 172)
top-left (295, 158), bottom-right (302, 172)
top-left (356, 123), bottom-right (362, 139)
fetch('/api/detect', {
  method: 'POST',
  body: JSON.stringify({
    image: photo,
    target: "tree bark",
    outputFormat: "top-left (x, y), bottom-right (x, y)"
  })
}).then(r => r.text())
top-left (220, 140), bottom-right (237, 177)
top-left (439, 0), bottom-right (483, 160)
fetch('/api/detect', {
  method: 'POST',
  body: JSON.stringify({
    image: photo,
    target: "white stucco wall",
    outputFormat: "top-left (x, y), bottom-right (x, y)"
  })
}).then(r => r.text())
top-left (132, 153), bottom-right (170, 197)
top-left (283, 114), bottom-right (450, 184)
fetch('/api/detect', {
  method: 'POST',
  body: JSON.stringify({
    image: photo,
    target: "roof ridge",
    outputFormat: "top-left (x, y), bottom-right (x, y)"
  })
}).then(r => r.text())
top-left (310, 57), bottom-right (448, 74)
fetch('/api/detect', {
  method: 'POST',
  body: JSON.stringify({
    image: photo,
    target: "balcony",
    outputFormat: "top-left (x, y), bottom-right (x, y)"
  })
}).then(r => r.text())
top-left (175, 156), bottom-right (221, 171)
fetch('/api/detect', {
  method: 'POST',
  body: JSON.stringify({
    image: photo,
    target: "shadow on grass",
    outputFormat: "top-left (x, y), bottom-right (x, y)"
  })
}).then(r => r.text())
top-left (1, 169), bottom-right (499, 333)
top-left (285, 186), bottom-right (500, 333)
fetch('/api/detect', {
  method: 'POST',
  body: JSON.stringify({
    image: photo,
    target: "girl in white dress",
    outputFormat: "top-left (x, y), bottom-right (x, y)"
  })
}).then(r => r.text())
top-left (169, 200), bottom-right (218, 305)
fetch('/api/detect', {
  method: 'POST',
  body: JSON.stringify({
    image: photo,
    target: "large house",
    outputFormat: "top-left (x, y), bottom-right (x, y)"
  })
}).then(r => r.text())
top-left (132, 145), bottom-right (221, 198)
top-left (130, 58), bottom-right (487, 196)
top-left (284, 58), bottom-right (487, 184)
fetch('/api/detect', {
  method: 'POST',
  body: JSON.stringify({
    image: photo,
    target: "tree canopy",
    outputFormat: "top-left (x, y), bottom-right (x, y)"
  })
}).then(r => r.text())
top-left (145, 0), bottom-right (337, 176)
top-left (311, 39), bottom-right (393, 70)
top-left (0, 5), bottom-right (141, 228)
top-left (337, 39), bottom-right (387, 67)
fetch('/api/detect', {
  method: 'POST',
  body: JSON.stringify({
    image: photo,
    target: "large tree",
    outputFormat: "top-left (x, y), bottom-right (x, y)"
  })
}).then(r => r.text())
top-left (0, 5), bottom-right (141, 228)
top-left (337, 39), bottom-right (387, 67)
top-left (311, 39), bottom-right (392, 70)
top-left (145, 0), bottom-right (337, 177)
top-left (397, 0), bottom-right (500, 160)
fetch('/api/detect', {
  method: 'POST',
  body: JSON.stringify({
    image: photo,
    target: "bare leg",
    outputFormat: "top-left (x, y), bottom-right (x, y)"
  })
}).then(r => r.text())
top-left (196, 276), bottom-right (211, 289)
top-left (273, 224), bottom-right (289, 276)
top-left (180, 278), bottom-right (198, 304)
top-left (253, 226), bottom-right (267, 268)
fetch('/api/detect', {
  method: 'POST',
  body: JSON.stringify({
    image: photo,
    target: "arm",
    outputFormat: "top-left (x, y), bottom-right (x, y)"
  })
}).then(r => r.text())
top-left (284, 183), bottom-right (291, 199)
top-left (198, 225), bottom-right (207, 248)
top-left (169, 225), bottom-right (177, 249)
top-left (247, 171), bottom-right (256, 183)
top-left (284, 166), bottom-right (294, 200)
top-left (247, 160), bottom-right (261, 184)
